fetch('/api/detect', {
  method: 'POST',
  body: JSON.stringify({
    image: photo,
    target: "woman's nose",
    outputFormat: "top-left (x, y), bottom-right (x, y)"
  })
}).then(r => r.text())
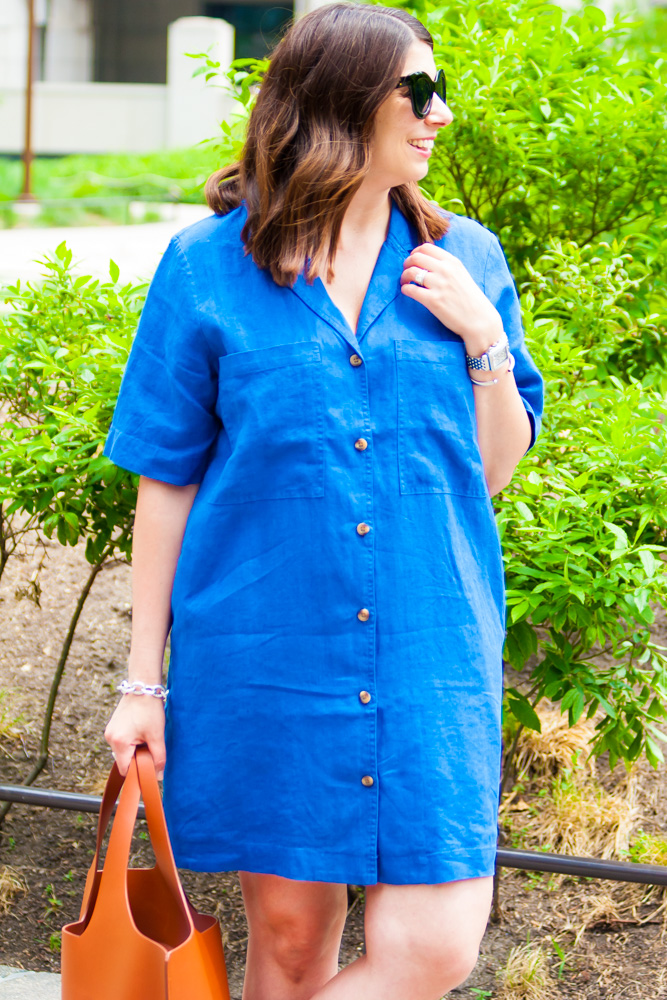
top-left (427, 94), bottom-right (454, 127)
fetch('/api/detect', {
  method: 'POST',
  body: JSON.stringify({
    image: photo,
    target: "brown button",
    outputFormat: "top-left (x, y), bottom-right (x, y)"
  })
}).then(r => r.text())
top-left (359, 690), bottom-right (371, 704)
top-left (357, 608), bottom-right (370, 622)
top-left (356, 522), bottom-right (370, 536)
top-left (350, 354), bottom-right (363, 367)
top-left (354, 438), bottom-right (368, 451)
top-left (361, 775), bottom-right (374, 787)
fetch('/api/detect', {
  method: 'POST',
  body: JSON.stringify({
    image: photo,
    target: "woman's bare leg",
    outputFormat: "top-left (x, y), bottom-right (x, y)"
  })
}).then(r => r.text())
top-left (239, 871), bottom-right (493, 1000)
top-left (239, 871), bottom-right (349, 1000)
top-left (308, 875), bottom-right (494, 1000)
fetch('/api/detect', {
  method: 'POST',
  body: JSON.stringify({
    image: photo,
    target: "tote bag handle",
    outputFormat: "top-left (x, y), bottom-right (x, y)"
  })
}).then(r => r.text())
top-left (79, 745), bottom-right (190, 927)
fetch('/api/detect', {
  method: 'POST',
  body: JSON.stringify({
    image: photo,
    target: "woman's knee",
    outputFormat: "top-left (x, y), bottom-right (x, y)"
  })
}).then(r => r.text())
top-left (239, 872), bottom-right (347, 978)
top-left (419, 936), bottom-right (481, 990)
top-left (364, 878), bottom-right (492, 995)
top-left (370, 912), bottom-right (480, 992)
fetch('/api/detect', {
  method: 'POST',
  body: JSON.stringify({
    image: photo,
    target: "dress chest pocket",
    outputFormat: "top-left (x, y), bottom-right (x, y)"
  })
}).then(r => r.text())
top-left (211, 342), bottom-right (324, 504)
top-left (395, 339), bottom-right (488, 498)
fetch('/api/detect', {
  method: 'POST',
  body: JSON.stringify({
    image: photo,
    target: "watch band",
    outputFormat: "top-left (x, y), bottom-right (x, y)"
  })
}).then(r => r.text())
top-left (465, 332), bottom-right (510, 372)
top-left (469, 351), bottom-right (515, 385)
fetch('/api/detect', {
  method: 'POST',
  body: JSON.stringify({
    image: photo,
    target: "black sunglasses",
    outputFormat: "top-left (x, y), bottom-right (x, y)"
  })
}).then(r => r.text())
top-left (395, 69), bottom-right (447, 119)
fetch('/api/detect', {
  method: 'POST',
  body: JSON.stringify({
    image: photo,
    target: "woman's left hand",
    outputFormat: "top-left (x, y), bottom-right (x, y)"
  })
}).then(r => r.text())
top-left (400, 244), bottom-right (503, 355)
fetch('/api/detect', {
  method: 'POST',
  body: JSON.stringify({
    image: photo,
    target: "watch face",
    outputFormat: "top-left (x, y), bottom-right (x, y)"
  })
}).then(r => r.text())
top-left (488, 339), bottom-right (510, 370)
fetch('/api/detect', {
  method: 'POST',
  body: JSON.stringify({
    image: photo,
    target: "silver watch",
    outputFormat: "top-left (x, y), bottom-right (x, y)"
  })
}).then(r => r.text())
top-left (465, 332), bottom-right (510, 372)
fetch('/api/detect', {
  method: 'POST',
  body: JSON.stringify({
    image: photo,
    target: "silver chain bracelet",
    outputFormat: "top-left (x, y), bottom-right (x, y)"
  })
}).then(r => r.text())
top-left (118, 679), bottom-right (169, 702)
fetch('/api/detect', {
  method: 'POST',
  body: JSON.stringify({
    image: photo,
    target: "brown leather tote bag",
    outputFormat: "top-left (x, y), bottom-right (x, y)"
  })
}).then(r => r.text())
top-left (61, 744), bottom-right (231, 1000)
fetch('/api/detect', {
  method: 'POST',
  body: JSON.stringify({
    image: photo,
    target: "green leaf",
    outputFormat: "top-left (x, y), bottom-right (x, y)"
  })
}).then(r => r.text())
top-left (626, 732), bottom-right (642, 760)
top-left (638, 549), bottom-right (657, 578)
top-left (583, 5), bottom-right (607, 29)
top-left (515, 501), bottom-right (535, 522)
top-left (510, 600), bottom-right (531, 624)
top-left (603, 521), bottom-right (629, 552)
top-left (645, 736), bottom-right (665, 767)
top-left (569, 690), bottom-right (586, 725)
top-left (507, 692), bottom-right (542, 733)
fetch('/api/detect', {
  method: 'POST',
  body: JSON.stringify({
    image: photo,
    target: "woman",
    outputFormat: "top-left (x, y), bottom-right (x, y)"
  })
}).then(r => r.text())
top-left (104, 3), bottom-right (544, 999)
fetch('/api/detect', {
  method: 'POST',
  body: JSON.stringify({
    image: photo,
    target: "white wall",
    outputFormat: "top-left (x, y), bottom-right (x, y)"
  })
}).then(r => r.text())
top-left (43, 0), bottom-right (93, 83)
top-left (0, 83), bottom-right (167, 155)
top-left (0, 16), bottom-right (236, 155)
top-left (166, 17), bottom-right (234, 150)
top-left (0, 0), bottom-right (93, 87)
top-left (0, 0), bottom-right (28, 88)
top-left (293, 0), bottom-right (333, 18)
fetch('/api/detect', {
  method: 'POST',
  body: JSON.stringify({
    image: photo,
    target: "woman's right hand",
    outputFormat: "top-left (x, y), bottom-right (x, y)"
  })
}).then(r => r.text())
top-left (104, 694), bottom-right (167, 780)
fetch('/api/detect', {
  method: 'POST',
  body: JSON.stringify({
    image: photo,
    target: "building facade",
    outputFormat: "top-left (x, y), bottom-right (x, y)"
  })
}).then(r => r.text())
top-left (0, 0), bottom-right (314, 89)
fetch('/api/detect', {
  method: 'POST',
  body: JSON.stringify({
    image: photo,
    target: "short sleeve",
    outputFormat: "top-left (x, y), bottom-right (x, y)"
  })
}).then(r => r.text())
top-left (103, 236), bottom-right (220, 486)
top-left (482, 232), bottom-right (544, 452)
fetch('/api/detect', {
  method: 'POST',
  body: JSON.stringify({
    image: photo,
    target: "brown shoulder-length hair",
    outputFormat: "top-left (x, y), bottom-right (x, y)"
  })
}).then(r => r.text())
top-left (204, 1), bottom-right (449, 287)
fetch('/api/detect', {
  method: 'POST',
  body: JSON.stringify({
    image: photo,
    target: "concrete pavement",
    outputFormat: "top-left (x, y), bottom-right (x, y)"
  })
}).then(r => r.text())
top-left (0, 965), bottom-right (60, 999)
top-left (0, 203), bottom-right (214, 293)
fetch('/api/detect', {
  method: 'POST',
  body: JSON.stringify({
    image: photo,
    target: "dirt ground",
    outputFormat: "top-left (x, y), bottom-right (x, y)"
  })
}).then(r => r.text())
top-left (0, 531), bottom-right (666, 999)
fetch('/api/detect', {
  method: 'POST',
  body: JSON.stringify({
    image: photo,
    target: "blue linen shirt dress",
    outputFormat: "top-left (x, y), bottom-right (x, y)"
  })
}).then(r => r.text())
top-left (103, 195), bottom-right (544, 886)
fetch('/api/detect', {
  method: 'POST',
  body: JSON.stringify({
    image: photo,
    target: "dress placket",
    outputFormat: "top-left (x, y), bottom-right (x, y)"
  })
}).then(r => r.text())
top-left (290, 220), bottom-right (410, 884)
top-left (350, 345), bottom-right (379, 884)
top-left (290, 302), bottom-right (382, 883)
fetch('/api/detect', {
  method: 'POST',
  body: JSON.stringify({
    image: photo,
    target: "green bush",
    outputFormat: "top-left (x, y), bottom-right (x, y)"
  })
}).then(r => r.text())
top-left (410, 0), bottom-right (667, 277)
top-left (184, 54), bottom-right (268, 172)
top-left (0, 244), bottom-right (142, 564)
top-left (498, 237), bottom-right (667, 768)
top-left (0, 247), bottom-right (147, 796)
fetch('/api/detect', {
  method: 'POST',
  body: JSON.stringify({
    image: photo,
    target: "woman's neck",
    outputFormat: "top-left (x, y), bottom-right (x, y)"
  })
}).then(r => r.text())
top-left (338, 187), bottom-right (392, 250)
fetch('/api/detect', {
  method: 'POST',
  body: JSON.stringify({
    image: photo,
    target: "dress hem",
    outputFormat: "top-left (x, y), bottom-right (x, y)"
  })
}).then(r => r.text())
top-left (171, 841), bottom-right (498, 886)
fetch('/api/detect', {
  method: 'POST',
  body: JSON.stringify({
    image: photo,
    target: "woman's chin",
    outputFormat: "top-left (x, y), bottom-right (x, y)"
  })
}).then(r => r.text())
top-left (390, 165), bottom-right (431, 187)
top-left (403, 159), bottom-right (431, 183)
top-left (366, 162), bottom-right (430, 190)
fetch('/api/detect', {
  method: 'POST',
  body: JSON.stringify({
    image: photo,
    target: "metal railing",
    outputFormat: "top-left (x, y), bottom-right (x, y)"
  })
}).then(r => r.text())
top-left (1, 783), bottom-right (666, 886)
top-left (0, 783), bottom-right (146, 821)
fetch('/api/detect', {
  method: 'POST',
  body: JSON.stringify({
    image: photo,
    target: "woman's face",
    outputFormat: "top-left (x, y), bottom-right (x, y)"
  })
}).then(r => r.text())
top-left (367, 38), bottom-right (453, 189)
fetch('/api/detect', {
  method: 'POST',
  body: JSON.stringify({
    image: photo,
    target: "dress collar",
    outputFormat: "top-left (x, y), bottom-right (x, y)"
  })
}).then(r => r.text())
top-left (287, 196), bottom-right (417, 351)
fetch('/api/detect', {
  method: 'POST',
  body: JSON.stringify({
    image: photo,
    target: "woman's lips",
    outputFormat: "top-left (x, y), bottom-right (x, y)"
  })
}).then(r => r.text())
top-left (408, 138), bottom-right (434, 157)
